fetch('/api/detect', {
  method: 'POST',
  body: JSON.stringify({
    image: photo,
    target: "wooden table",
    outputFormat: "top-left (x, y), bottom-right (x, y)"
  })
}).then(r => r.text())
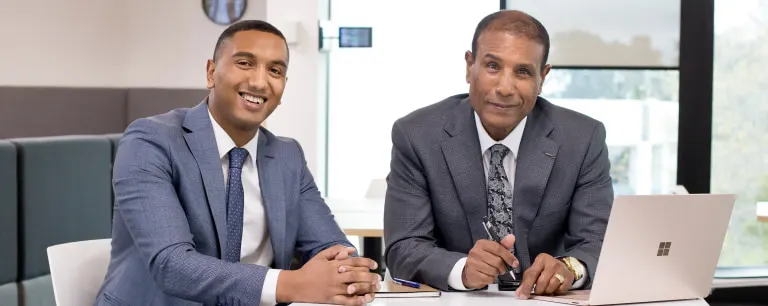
top-left (758, 202), bottom-right (768, 222)
top-left (334, 212), bottom-right (384, 237)
top-left (325, 198), bottom-right (385, 274)
top-left (327, 198), bottom-right (384, 237)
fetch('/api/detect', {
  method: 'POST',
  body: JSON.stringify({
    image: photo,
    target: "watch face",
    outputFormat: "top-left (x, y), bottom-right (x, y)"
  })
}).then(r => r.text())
top-left (203, 0), bottom-right (247, 25)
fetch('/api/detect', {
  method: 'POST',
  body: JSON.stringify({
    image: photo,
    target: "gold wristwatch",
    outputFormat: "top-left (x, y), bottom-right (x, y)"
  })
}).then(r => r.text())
top-left (557, 256), bottom-right (585, 282)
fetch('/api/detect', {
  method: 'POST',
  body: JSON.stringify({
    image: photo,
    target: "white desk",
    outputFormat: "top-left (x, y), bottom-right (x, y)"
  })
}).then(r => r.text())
top-left (757, 202), bottom-right (768, 222)
top-left (293, 285), bottom-right (710, 306)
top-left (712, 277), bottom-right (768, 289)
top-left (324, 198), bottom-right (767, 294)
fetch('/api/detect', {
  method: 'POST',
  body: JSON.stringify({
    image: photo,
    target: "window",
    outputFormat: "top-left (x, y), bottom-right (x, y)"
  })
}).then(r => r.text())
top-left (325, 0), bottom-right (500, 198)
top-left (325, 1), bottom-right (682, 198)
top-left (541, 69), bottom-right (679, 195)
top-left (503, 0), bottom-right (682, 196)
top-left (505, 0), bottom-right (680, 67)
top-left (712, 0), bottom-right (768, 267)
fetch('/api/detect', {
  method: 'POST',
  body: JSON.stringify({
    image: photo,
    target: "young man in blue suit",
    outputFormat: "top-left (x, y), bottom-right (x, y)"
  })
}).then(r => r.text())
top-left (96, 20), bottom-right (379, 306)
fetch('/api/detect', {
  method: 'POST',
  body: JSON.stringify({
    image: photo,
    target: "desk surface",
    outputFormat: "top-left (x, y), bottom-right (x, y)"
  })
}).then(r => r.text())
top-left (712, 277), bottom-right (768, 289)
top-left (325, 198), bottom-right (766, 292)
top-left (293, 285), bottom-right (709, 306)
top-left (326, 198), bottom-right (384, 237)
top-left (758, 202), bottom-right (768, 222)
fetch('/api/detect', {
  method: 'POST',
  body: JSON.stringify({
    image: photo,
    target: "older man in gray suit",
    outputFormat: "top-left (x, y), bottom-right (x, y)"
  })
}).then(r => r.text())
top-left (96, 20), bottom-right (379, 306)
top-left (384, 10), bottom-right (613, 299)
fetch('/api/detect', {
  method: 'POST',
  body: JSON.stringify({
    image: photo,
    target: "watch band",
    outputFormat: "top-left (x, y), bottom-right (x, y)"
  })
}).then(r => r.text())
top-left (557, 256), bottom-right (584, 282)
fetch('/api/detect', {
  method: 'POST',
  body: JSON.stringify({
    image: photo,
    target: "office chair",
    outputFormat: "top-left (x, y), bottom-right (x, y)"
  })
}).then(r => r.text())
top-left (47, 239), bottom-right (111, 306)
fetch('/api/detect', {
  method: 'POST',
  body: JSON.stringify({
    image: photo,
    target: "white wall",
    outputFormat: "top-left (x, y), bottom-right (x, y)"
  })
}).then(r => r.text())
top-left (0, 0), bottom-right (127, 87)
top-left (0, 0), bottom-right (323, 175)
top-left (121, 0), bottom-right (266, 89)
top-left (262, 0), bottom-right (322, 181)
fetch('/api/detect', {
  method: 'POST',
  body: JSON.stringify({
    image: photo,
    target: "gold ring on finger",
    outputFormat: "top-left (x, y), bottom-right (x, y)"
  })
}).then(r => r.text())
top-left (554, 273), bottom-right (565, 284)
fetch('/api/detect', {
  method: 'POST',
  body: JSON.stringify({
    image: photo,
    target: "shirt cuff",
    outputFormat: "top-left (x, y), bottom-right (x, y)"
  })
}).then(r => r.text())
top-left (570, 259), bottom-right (587, 289)
top-left (261, 269), bottom-right (281, 305)
top-left (447, 257), bottom-right (470, 291)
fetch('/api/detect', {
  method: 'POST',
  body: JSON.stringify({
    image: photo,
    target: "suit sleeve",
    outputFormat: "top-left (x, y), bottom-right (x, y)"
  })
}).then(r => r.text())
top-left (113, 119), bottom-right (268, 306)
top-left (384, 120), bottom-right (467, 291)
top-left (291, 139), bottom-right (356, 263)
top-left (561, 122), bottom-right (614, 288)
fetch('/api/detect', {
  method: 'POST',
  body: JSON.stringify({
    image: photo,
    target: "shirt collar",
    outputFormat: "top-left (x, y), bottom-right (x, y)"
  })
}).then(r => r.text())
top-left (208, 109), bottom-right (259, 167)
top-left (474, 111), bottom-right (527, 160)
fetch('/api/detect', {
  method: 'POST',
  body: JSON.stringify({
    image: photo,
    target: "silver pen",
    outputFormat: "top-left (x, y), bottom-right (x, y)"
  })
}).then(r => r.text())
top-left (481, 217), bottom-right (517, 280)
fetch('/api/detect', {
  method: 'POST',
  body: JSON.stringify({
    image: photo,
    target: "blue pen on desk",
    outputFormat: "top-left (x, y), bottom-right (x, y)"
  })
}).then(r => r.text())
top-left (392, 278), bottom-right (421, 289)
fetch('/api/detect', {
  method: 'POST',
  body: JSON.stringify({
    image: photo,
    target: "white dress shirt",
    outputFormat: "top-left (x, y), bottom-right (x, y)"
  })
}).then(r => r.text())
top-left (447, 113), bottom-right (585, 290)
top-left (209, 110), bottom-right (280, 305)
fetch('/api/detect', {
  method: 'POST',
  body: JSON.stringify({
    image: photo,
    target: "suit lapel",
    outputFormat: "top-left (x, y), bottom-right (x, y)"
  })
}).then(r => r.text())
top-left (182, 101), bottom-right (228, 257)
top-left (512, 99), bottom-right (558, 265)
top-left (441, 98), bottom-right (488, 244)
top-left (256, 130), bottom-right (287, 269)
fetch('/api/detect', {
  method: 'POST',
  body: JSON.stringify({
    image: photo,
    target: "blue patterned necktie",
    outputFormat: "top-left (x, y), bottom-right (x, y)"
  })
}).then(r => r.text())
top-left (487, 144), bottom-right (515, 239)
top-left (224, 147), bottom-right (249, 263)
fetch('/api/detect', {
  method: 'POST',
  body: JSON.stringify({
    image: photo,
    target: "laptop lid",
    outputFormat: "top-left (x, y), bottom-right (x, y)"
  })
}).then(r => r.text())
top-left (586, 194), bottom-right (735, 305)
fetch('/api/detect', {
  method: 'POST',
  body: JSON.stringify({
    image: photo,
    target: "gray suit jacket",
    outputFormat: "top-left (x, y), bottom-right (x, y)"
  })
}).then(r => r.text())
top-left (384, 94), bottom-right (613, 291)
top-left (96, 101), bottom-right (351, 306)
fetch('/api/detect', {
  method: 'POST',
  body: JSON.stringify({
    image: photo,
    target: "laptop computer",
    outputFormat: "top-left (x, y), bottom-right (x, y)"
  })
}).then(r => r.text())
top-left (533, 194), bottom-right (736, 305)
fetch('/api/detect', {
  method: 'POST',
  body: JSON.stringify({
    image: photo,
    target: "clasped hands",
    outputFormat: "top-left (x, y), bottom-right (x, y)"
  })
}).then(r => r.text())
top-left (276, 245), bottom-right (381, 305)
top-left (461, 235), bottom-right (575, 299)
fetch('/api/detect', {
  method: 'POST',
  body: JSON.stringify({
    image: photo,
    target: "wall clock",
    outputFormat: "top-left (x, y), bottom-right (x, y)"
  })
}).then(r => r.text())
top-left (203, 0), bottom-right (247, 25)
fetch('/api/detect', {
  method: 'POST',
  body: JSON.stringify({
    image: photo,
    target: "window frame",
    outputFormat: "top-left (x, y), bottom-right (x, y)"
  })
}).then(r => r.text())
top-left (502, 0), bottom-right (767, 277)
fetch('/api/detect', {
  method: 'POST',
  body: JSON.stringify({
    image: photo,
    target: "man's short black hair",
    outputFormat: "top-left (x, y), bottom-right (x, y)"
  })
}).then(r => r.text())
top-left (471, 10), bottom-right (550, 69)
top-left (212, 20), bottom-right (289, 63)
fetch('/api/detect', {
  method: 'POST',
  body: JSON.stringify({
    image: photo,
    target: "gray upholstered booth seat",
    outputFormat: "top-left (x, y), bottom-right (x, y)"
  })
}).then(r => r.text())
top-left (0, 141), bottom-right (18, 306)
top-left (0, 282), bottom-right (18, 306)
top-left (105, 133), bottom-right (122, 218)
top-left (12, 135), bottom-right (113, 305)
top-left (104, 133), bottom-right (122, 163)
top-left (20, 275), bottom-right (54, 306)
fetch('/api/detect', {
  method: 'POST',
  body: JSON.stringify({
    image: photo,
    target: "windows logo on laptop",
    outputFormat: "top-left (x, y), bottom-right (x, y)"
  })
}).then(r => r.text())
top-left (657, 242), bottom-right (672, 256)
top-left (656, 242), bottom-right (672, 256)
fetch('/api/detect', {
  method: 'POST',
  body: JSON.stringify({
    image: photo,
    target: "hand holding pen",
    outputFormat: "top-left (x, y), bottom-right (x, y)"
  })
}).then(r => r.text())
top-left (460, 218), bottom-right (519, 289)
top-left (481, 217), bottom-right (519, 279)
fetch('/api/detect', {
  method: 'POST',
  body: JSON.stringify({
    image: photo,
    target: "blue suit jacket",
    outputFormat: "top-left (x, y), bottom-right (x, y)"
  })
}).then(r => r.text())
top-left (96, 101), bottom-right (352, 305)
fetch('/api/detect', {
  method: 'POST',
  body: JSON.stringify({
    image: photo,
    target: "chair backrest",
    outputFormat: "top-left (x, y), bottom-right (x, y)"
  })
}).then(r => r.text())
top-left (364, 178), bottom-right (387, 199)
top-left (47, 239), bottom-right (111, 306)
